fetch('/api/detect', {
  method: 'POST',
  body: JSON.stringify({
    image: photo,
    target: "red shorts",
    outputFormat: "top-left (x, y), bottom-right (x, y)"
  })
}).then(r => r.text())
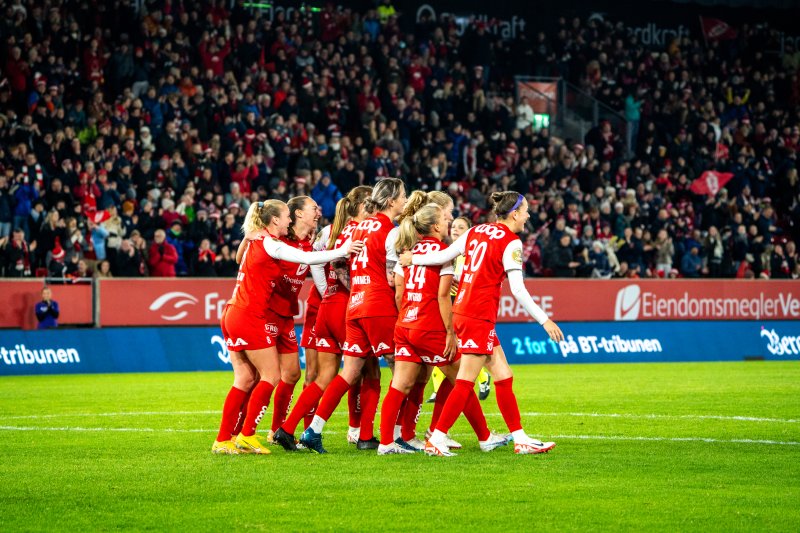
top-left (265, 309), bottom-right (298, 354)
top-left (453, 314), bottom-right (498, 355)
top-left (300, 295), bottom-right (321, 349)
top-left (343, 316), bottom-right (397, 358)
top-left (313, 300), bottom-right (347, 354)
top-left (221, 304), bottom-right (274, 352)
top-left (394, 326), bottom-right (460, 367)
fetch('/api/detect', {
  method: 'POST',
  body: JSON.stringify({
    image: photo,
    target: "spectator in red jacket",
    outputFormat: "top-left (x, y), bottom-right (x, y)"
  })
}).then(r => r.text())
top-left (147, 229), bottom-right (178, 277)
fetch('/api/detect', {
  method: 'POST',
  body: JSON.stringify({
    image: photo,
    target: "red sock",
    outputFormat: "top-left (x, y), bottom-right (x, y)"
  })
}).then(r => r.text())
top-left (315, 375), bottom-right (351, 421)
top-left (379, 386), bottom-right (407, 445)
top-left (231, 387), bottom-right (252, 436)
top-left (463, 389), bottom-right (491, 441)
top-left (270, 380), bottom-right (296, 432)
top-left (303, 396), bottom-right (320, 430)
top-left (430, 379), bottom-right (454, 431)
top-left (359, 378), bottom-right (381, 441)
top-left (282, 382), bottom-right (323, 435)
top-left (216, 386), bottom-right (247, 442)
top-left (494, 377), bottom-right (522, 432)
top-left (401, 382), bottom-right (426, 441)
top-left (241, 381), bottom-right (275, 437)
top-left (348, 381), bottom-right (362, 428)
top-left (434, 379), bottom-right (473, 434)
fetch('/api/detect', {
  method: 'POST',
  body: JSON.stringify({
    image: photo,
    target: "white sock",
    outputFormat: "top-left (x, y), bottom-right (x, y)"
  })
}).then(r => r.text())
top-left (512, 429), bottom-right (529, 443)
top-left (309, 415), bottom-right (327, 434)
top-left (430, 429), bottom-right (447, 446)
top-left (348, 425), bottom-right (359, 434)
top-left (393, 424), bottom-right (402, 441)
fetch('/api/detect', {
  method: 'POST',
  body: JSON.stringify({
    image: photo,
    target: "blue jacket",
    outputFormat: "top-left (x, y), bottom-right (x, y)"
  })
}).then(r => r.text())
top-left (13, 184), bottom-right (38, 217)
top-left (35, 300), bottom-right (59, 329)
top-left (311, 181), bottom-right (343, 220)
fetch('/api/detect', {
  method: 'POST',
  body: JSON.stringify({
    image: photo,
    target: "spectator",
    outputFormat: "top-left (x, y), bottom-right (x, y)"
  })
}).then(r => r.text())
top-left (115, 238), bottom-right (145, 277)
top-left (311, 172), bottom-right (343, 222)
top-left (34, 286), bottom-right (59, 329)
top-left (552, 234), bottom-right (579, 277)
top-left (681, 245), bottom-right (704, 278)
top-left (147, 229), bottom-right (178, 277)
top-left (95, 259), bottom-right (113, 278)
top-left (1, 228), bottom-right (33, 277)
top-left (653, 229), bottom-right (675, 277)
top-left (194, 238), bottom-right (217, 277)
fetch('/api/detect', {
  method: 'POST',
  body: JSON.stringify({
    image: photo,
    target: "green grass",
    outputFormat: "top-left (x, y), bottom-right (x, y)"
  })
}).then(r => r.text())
top-left (1, 362), bottom-right (799, 531)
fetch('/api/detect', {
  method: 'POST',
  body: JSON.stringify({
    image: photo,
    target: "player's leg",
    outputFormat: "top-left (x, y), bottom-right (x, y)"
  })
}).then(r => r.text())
top-left (485, 345), bottom-right (555, 455)
top-left (400, 364), bottom-right (430, 442)
top-left (270, 350), bottom-right (301, 435)
top-left (213, 351), bottom-right (257, 454)
top-left (378, 360), bottom-right (420, 455)
top-left (274, 350), bottom-right (342, 450)
top-left (235, 346), bottom-right (281, 454)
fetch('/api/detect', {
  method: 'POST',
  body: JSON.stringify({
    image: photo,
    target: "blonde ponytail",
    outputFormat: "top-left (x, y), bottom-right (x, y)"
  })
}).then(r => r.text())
top-left (397, 190), bottom-right (430, 224)
top-left (395, 203), bottom-right (442, 253)
top-left (242, 200), bottom-right (285, 235)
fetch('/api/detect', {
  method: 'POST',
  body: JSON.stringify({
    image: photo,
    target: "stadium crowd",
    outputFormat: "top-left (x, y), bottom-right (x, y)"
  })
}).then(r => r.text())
top-left (0, 0), bottom-right (798, 280)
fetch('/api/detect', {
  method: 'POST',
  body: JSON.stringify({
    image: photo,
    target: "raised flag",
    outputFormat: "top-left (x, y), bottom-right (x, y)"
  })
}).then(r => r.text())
top-left (690, 170), bottom-right (734, 196)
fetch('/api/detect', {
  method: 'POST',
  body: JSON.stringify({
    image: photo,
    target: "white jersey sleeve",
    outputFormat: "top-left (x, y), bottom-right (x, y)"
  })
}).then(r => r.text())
top-left (314, 225), bottom-right (332, 252)
top-left (440, 262), bottom-right (455, 277)
top-left (310, 264), bottom-right (328, 296)
top-left (411, 230), bottom-right (470, 266)
top-left (393, 263), bottom-right (404, 277)
top-left (385, 227), bottom-right (400, 267)
top-left (502, 239), bottom-right (524, 272)
top-left (263, 238), bottom-right (348, 265)
top-left (507, 269), bottom-right (549, 325)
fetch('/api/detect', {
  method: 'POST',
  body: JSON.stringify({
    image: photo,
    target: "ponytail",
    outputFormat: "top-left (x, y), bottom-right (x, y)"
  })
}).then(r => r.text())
top-left (395, 203), bottom-right (442, 253)
top-left (242, 200), bottom-right (285, 235)
top-left (327, 185), bottom-right (373, 249)
top-left (490, 191), bottom-right (524, 219)
top-left (363, 177), bottom-right (404, 214)
top-left (397, 190), bottom-right (429, 224)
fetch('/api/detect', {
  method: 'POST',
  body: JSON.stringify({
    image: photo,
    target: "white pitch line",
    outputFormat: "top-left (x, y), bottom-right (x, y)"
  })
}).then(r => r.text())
top-left (0, 426), bottom-right (796, 446)
top-left (0, 411), bottom-right (796, 424)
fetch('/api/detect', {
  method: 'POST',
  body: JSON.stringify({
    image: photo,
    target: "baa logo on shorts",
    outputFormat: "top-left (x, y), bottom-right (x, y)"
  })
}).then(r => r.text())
top-left (458, 338), bottom-right (479, 349)
top-left (396, 347), bottom-right (411, 356)
top-left (316, 338), bottom-right (331, 348)
top-left (373, 342), bottom-right (391, 353)
top-left (342, 342), bottom-right (362, 354)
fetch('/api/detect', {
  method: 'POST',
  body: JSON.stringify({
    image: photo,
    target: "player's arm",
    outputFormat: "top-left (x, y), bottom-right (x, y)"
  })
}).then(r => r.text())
top-left (437, 269), bottom-right (457, 360)
top-left (503, 240), bottom-right (564, 343)
top-left (402, 230), bottom-right (469, 267)
top-left (393, 264), bottom-right (404, 312)
top-left (385, 227), bottom-right (399, 287)
top-left (310, 264), bottom-right (328, 296)
top-left (235, 238), bottom-right (249, 264)
top-left (264, 238), bottom-right (363, 265)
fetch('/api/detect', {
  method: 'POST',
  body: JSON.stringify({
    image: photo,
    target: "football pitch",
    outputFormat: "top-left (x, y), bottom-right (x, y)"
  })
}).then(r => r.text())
top-left (1, 362), bottom-right (798, 531)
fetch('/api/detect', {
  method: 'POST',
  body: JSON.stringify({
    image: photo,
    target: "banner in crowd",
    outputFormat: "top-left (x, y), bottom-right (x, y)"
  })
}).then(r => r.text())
top-left (1, 320), bottom-right (797, 376)
top-left (0, 281), bottom-right (93, 329)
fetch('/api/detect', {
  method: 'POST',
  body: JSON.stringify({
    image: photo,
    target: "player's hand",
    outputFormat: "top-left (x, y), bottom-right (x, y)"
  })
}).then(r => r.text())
top-left (444, 332), bottom-right (458, 361)
top-left (346, 240), bottom-right (364, 256)
top-left (399, 250), bottom-right (412, 267)
top-left (542, 319), bottom-right (564, 343)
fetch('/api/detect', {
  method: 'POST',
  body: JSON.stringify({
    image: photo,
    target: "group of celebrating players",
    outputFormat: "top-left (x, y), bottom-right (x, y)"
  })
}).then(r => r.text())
top-left (212, 178), bottom-right (565, 457)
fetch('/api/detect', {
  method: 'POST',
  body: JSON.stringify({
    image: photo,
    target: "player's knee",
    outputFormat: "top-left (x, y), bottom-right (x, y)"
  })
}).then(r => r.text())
top-left (282, 368), bottom-right (302, 384)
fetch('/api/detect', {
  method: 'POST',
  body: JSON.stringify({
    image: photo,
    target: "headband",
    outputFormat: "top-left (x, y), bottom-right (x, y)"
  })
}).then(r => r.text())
top-left (507, 194), bottom-right (524, 215)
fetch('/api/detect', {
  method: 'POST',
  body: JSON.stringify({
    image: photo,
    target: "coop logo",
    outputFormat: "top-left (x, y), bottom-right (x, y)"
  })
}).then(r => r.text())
top-left (149, 292), bottom-right (198, 321)
top-left (615, 285), bottom-right (642, 321)
top-left (760, 327), bottom-right (800, 356)
top-left (211, 335), bottom-right (231, 364)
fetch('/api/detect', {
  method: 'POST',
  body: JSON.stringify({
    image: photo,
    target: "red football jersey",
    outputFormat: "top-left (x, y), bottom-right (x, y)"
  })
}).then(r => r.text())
top-left (229, 233), bottom-right (282, 317)
top-left (452, 223), bottom-right (522, 323)
top-left (396, 236), bottom-right (454, 331)
top-left (347, 212), bottom-right (398, 319)
top-left (323, 219), bottom-right (358, 303)
top-left (271, 236), bottom-right (313, 318)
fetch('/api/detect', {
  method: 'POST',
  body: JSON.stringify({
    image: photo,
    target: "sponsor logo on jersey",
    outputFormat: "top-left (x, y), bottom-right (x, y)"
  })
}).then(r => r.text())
top-left (474, 224), bottom-right (507, 240)
top-left (342, 342), bottom-right (363, 354)
top-left (316, 338), bottom-right (331, 348)
top-left (149, 291), bottom-right (199, 321)
top-left (458, 339), bottom-right (479, 349)
top-left (296, 263), bottom-right (309, 276)
top-left (349, 292), bottom-right (365, 308)
top-left (420, 354), bottom-right (447, 364)
top-left (356, 219), bottom-right (383, 233)
top-left (396, 347), bottom-right (411, 356)
top-left (615, 284), bottom-right (641, 321)
top-left (412, 241), bottom-right (442, 254)
top-left (265, 323), bottom-right (279, 335)
top-left (403, 307), bottom-right (419, 322)
top-left (226, 337), bottom-right (249, 347)
top-left (374, 342), bottom-right (391, 352)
